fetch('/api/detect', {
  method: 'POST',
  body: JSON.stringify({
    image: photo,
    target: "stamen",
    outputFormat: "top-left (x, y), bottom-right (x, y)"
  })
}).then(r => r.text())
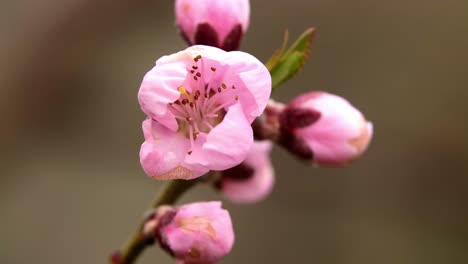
top-left (203, 89), bottom-right (224, 111)
top-left (193, 90), bottom-right (201, 101)
top-left (171, 104), bottom-right (189, 117)
top-left (207, 102), bottom-right (229, 115)
top-left (189, 126), bottom-right (194, 147)
top-left (193, 122), bottom-right (201, 134)
top-left (208, 90), bottom-right (216, 98)
top-left (168, 67), bottom-right (238, 147)
top-left (174, 114), bottom-right (187, 120)
top-left (179, 86), bottom-right (187, 94)
top-left (203, 120), bottom-right (214, 129)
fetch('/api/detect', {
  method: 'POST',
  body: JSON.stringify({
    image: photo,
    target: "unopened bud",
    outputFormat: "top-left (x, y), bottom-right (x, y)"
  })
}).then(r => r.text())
top-left (175, 0), bottom-right (250, 51)
top-left (151, 202), bottom-right (234, 264)
top-left (279, 92), bottom-right (373, 166)
top-left (218, 141), bottom-right (274, 204)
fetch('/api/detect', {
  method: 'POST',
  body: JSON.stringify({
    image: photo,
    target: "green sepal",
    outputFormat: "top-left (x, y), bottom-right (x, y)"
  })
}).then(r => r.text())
top-left (267, 28), bottom-right (316, 90)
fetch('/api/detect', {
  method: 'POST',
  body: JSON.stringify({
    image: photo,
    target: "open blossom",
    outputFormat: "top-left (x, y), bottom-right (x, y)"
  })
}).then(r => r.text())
top-left (175, 0), bottom-right (250, 51)
top-left (279, 92), bottom-right (373, 166)
top-left (218, 141), bottom-right (274, 204)
top-left (138, 45), bottom-right (271, 180)
top-left (147, 201), bottom-right (234, 264)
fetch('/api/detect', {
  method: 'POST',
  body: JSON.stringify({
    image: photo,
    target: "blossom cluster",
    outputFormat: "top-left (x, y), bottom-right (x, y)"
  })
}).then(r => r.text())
top-left (134, 1), bottom-right (373, 263)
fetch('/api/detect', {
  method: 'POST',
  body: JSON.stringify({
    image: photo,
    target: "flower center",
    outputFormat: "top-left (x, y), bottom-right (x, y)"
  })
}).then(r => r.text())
top-left (168, 55), bottom-right (239, 155)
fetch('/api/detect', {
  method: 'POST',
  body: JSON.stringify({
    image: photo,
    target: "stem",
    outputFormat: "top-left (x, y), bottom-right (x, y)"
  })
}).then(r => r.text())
top-left (114, 179), bottom-right (198, 264)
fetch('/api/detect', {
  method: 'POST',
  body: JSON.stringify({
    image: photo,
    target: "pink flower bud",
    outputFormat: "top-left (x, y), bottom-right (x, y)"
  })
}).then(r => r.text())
top-left (280, 92), bottom-right (373, 166)
top-left (153, 201), bottom-right (234, 264)
top-left (175, 0), bottom-right (250, 51)
top-left (218, 141), bottom-right (274, 204)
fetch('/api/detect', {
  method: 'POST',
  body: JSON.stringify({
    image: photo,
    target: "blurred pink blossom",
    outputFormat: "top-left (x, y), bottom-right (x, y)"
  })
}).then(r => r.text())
top-left (138, 45), bottom-right (271, 180)
top-left (219, 140), bottom-right (274, 204)
top-left (150, 201), bottom-right (234, 264)
top-left (280, 92), bottom-right (373, 166)
top-left (175, 0), bottom-right (250, 50)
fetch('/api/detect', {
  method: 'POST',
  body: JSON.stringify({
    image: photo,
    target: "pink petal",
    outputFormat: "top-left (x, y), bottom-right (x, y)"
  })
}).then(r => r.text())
top-left (139, 119), bottom-right (193, 179)
top-left (224, 51), bottom-right (272, 122)
top-left (222, 141), bottom-right (275, 204)
top-left (138, 60), bottom-right (187, 131)
top-left (185, 103), bottom-right (253, 171)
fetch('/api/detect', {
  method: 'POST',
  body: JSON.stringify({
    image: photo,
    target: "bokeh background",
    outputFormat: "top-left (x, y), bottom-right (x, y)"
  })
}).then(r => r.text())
top-left (1, 0), bottom-right (468, 263)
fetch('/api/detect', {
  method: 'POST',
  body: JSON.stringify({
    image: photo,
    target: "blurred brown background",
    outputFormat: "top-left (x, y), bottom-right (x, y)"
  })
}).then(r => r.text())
top-left (1, 0), bottom-right (468, 263)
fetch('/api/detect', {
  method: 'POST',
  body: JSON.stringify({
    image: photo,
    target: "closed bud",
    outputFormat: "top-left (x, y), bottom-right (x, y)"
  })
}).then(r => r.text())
top-left (279, 92), bottom-right (373, 166)
top-left (218, 141), bottom-right (274, 204)
top-left (151, 201), bottom-right (234, 264)
top-left (175, 0), bottom-right (250, 51)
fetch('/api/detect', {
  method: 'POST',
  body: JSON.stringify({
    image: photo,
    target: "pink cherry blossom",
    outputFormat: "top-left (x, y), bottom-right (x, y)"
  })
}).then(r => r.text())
top-left (175, 0), bottom-right (250, 51)
top-left (138, 45), bottom-right (271, 180)
top-left (280, 92), bottom-right (373, 166)
top-left (153, 201), bottom-right (234, 264)
top-left (219, 140), bottom-right (274, 204)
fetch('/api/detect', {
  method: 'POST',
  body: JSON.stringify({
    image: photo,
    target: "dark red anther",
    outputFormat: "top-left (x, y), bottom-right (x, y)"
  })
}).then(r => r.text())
top-left (194, 55), bottom-right (202, 62)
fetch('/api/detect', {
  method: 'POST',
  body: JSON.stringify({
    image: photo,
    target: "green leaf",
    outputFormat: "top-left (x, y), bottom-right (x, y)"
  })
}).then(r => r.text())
top-left (265, 30), bottom-right (289, 70)
top-left (267, 28), bottom-right (316, 90)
